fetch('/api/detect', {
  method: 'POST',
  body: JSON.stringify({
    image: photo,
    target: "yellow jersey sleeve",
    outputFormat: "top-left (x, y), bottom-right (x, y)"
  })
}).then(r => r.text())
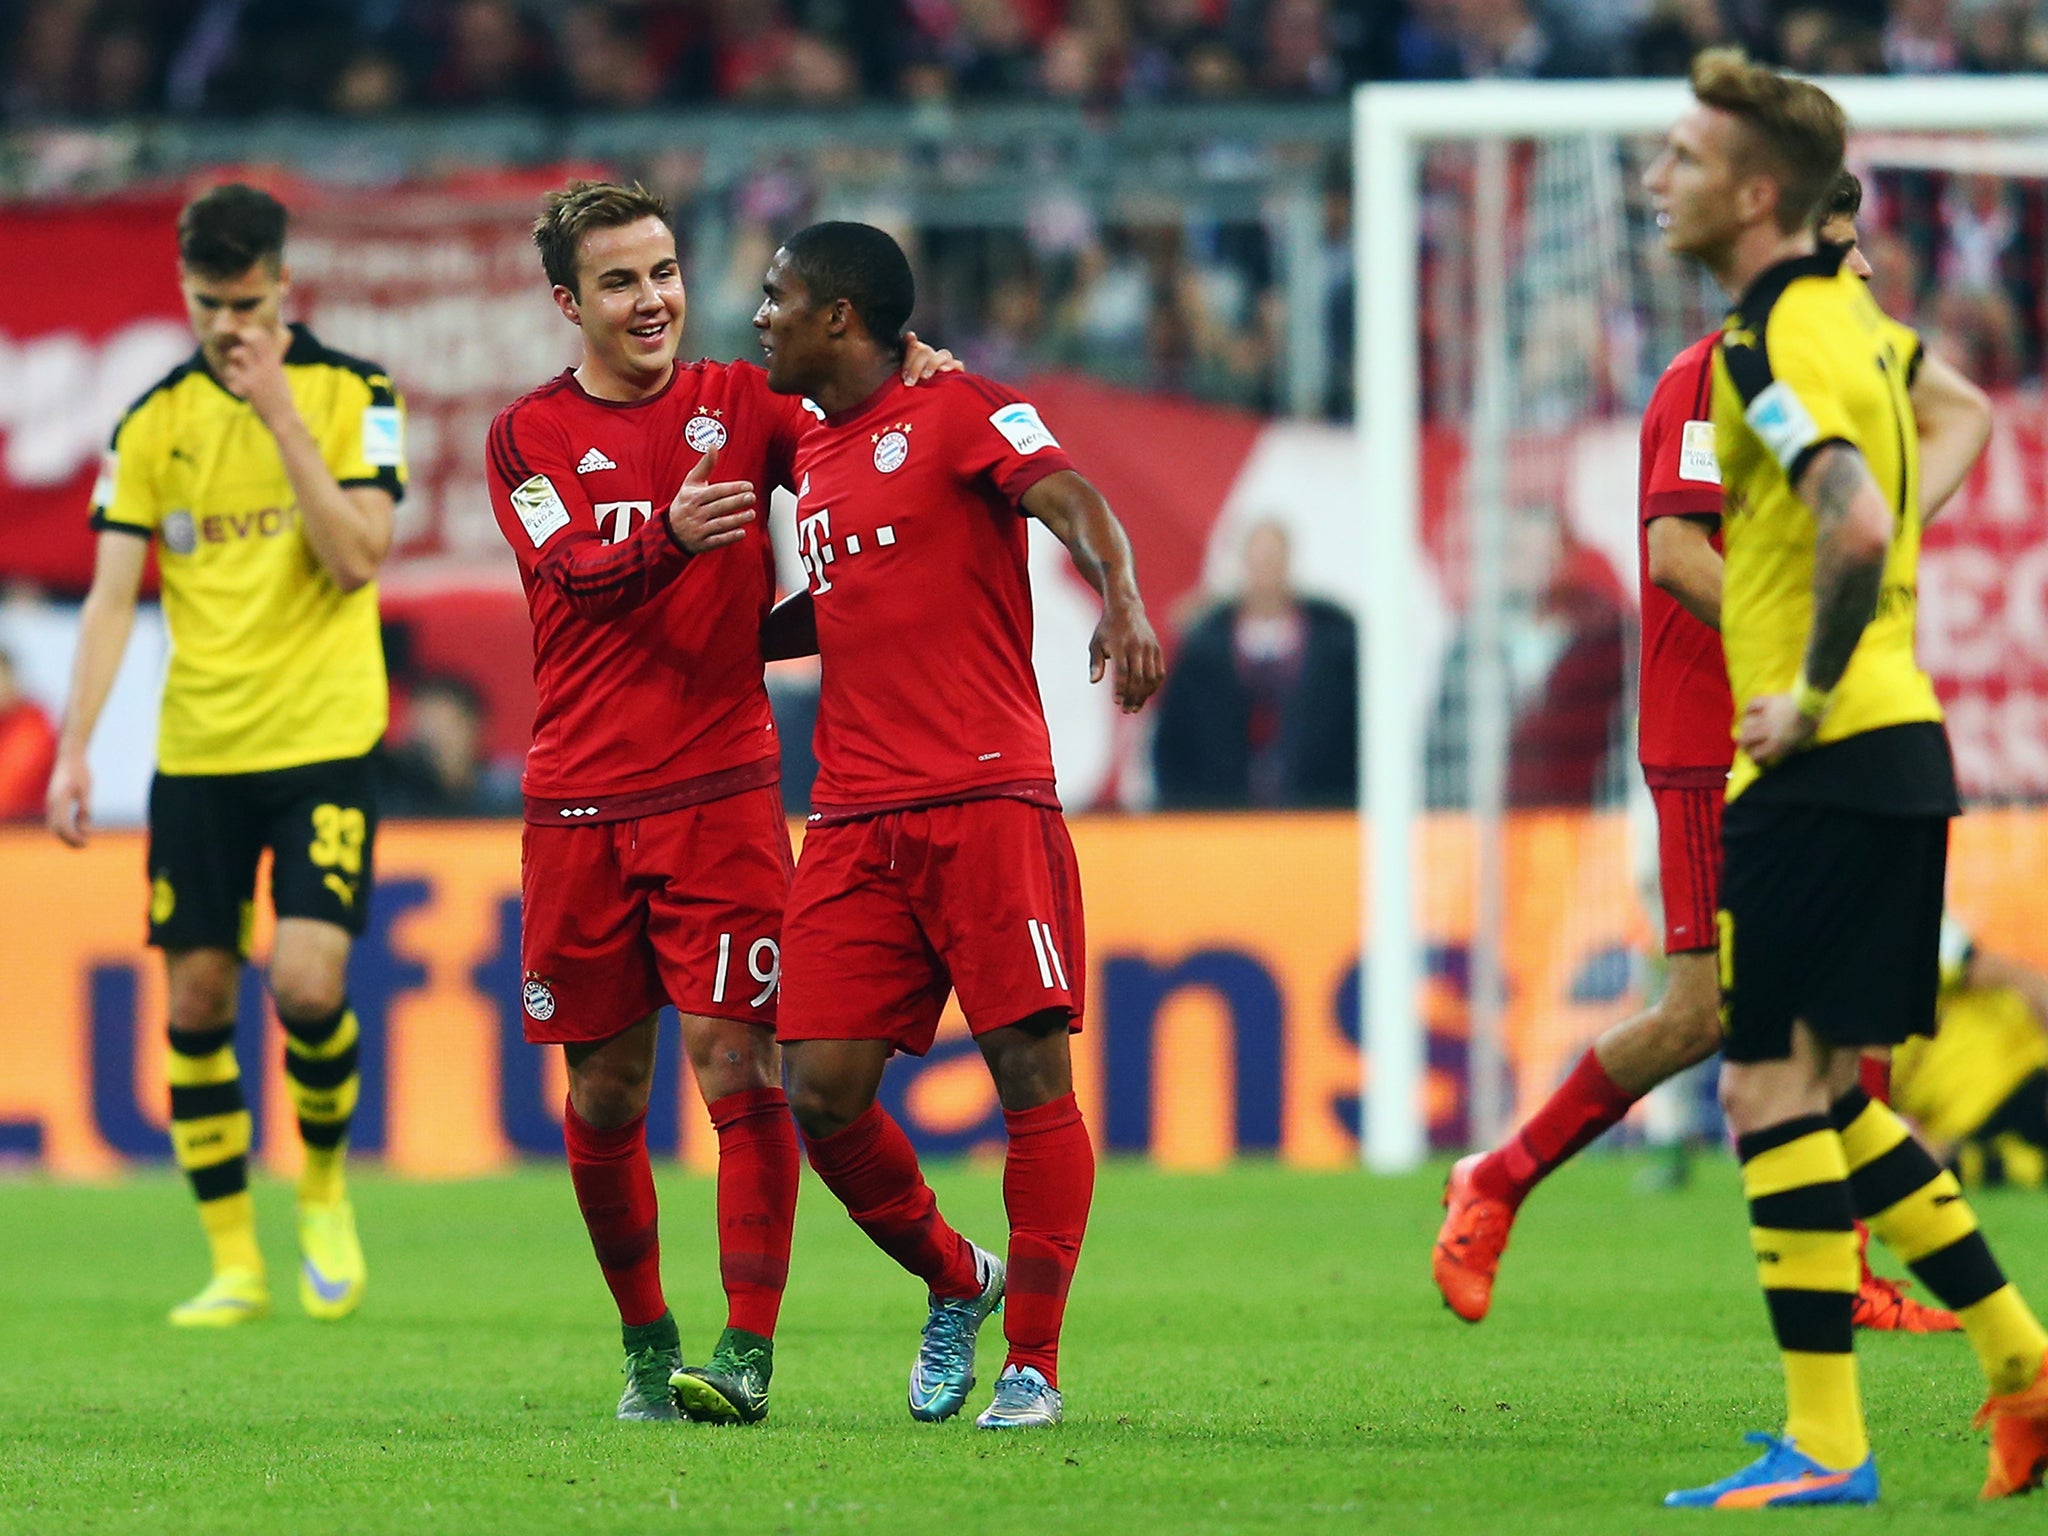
top-left (1719, 282), bottom-right (1862, 488)
top-left (322, 367), bottom-right (408, 502)
top-left (89, 395), bottom-right (163, 537)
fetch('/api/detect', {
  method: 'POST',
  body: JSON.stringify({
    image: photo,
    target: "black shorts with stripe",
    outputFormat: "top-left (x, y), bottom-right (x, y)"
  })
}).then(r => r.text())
top-left (1717, 796), bottom-right (1947, 1063)
top-left (146, 752), bottom-right (380, 954)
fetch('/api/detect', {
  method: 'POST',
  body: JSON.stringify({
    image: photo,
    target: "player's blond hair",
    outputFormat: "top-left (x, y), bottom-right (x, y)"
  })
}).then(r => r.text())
top-left (533, 180), bottom-right (673, 296)
top-left (1689, 48), bottom-right (1846, 234)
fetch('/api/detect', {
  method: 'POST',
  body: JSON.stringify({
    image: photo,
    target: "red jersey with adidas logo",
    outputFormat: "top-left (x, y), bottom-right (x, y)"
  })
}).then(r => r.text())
top-left (788, 371), bottom-right (1076, 818)
top-left (487, 359), bottom-right (813, 818)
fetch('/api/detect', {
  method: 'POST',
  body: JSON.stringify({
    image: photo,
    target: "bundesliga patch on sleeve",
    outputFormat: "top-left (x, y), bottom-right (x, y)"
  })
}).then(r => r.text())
top-left (90, 450), bottom-right (117, 509)
top-left (988, 402), bottom-right (1059, 456)
top-left (511, 473), bottom-right (571, 547)
top-left (1678, 420), bottom-right (1720, 484)
top-left (1745, 380), bottom-right (1820, 471)
top-left (360, 405), bottom-right (404, 468)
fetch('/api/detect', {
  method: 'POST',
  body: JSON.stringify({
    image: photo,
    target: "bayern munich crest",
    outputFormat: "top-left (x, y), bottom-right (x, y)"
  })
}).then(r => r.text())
top-left (522, 976), bottom-right (557, 1022)
top-left (873, 427), bottom-right (910, 473)
top-left (685, 413), bottom-right (728, 453)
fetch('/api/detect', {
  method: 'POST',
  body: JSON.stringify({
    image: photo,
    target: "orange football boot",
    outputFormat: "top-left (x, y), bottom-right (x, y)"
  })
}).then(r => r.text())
top-left (1432, 1154), bottom-right (1514, 1323)
top-left (1851, 1222), bottom-right (1959, 1333)
top-left (1976, 1354), bottom-right (2048, 1499)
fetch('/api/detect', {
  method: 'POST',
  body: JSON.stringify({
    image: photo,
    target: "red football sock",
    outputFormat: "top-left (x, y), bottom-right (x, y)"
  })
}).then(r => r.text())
top-left (1858, 1055), bottom-right (1892, 1105)
top-left (1000, 1093), bottom-right (1094, 1387)
top-left (709, 1085), bottom-right (799, 1338)
top-left (802, 1103), bottom-right (978, 1298)
top-left (1471, 1048), bottom-right (1638, 1210)
top-left (562, 1099), bottom-right (666, 1328)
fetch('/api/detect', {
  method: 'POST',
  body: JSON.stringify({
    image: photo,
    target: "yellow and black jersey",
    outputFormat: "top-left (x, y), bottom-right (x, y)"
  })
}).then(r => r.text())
top-left (91, 324), bottom-right (406, 776)
top-left (1893, 919), bottom-right (2048, 1145)
top-left (1712, 244), bottom-right (1954, 812)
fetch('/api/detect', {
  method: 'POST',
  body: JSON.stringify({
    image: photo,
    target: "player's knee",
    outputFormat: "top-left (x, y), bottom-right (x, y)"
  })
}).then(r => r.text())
top-left (1658, 996), bottom-right (1723, 1069)
top-left (785, 1077), bottom-right (860, 1141)
top-left (570, 1061), bottom-right (653, 1128)
top-left (166, 955), bottom-right (240, 1032)
top-left (269, 963), bottom-right (346, 1025)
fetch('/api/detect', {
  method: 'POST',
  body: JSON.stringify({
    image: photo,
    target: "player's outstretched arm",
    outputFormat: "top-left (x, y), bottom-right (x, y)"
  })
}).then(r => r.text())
top-left (218, 325), bottom-right (394, 592)
top-left (761, 591), bottom-right (818, 661)
top-left (1911, 352), bottom-right (1992, 523)
top-left (47, 531), bottom-right (147, 848)
top-left (1739, 442), bottom-right (1891, 766)
top-left (1645, 514), bottom-right (1723, 629)
top-left (1021, 469), bottom-right (1165, 713)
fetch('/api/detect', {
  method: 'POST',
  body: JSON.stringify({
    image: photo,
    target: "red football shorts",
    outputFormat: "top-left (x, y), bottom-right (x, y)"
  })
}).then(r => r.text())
top-left (778, 797), bottom-right (1086, 1054)
top-left (519, 785), bottom-right (795, 1043)
top-left (1652, 782), bottom-right (1724, 955)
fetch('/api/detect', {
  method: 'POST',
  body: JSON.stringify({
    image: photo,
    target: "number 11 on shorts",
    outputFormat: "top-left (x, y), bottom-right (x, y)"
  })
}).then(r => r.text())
top-left (1027, 918), bottom-right (1069, 991)
top-left (713, 932), bottom-right (782, 1008)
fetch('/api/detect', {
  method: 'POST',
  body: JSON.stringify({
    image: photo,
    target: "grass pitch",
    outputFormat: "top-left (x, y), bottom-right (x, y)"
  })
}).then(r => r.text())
top-left (3, 1156), bottom-right (2046, 1534)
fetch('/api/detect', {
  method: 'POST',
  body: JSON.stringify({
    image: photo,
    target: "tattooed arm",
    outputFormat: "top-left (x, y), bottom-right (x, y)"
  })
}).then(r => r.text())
top-left (1737, 442), bottom-right (1892, 767)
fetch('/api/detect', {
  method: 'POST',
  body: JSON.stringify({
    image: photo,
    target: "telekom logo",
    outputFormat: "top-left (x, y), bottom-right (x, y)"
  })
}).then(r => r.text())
top-left (0, 322), bottom-right (191, 487)
top-left (798, 506), bottom-right (834, 594)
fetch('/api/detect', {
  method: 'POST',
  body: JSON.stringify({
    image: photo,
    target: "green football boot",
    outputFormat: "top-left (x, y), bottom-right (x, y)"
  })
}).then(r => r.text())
top-left (671, 1328), bottom-right (773, 1424)
top-left (616, 1312), bottom-right (683, 1422)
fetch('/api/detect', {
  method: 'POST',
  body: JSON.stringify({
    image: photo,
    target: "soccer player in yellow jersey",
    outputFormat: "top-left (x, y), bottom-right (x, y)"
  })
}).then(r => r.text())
top-left (1647, 50), bottom-right (2048, 1506)
top-left (44, 184), bottom-right (404, 1328)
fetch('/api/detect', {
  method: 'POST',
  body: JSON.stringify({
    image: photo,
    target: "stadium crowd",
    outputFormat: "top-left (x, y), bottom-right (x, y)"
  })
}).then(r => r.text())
top-left (7, 0), bottom-right (2048, 123)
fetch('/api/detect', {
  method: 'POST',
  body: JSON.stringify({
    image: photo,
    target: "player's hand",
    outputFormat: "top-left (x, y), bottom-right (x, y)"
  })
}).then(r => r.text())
top-left (46, 753), bottom-right (91, 848)
top-left (1739, 692), bottom-right (1817, 768)
top-left (666, 447), bottom-right (757, 554)
top-left (1089, 602), bottom-right (1165, 713)
top-left (901, 330), bottom-right (963, 385)
top-left (214, 324), bottom-right (296, 425)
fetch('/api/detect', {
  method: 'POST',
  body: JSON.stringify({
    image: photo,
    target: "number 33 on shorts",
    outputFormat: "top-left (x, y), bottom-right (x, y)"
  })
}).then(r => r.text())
top-left (713, 933), bottom-right (781, 1009)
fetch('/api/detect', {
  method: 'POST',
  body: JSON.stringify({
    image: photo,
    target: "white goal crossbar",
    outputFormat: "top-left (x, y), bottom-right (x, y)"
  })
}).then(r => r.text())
top-left (1352, 73), bottom-right (2048, 1173)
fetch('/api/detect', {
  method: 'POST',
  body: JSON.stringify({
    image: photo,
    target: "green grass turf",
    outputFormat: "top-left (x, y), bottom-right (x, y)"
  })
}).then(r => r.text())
top-left (3, 1157), bottom-right (2047, 1534)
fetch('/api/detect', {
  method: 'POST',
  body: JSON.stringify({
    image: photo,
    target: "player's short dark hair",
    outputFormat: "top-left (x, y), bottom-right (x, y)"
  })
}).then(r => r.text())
top-left (1690, 48), bottom-right (1846, 234)
top-left (782, 221), bottom-right (914, 354)
top-left (1821, 168), bottom-right (1862, 222)
top-left (177, 183), bottom-right (288, 278)
top-left (533, 179), bottom-right (673, 297)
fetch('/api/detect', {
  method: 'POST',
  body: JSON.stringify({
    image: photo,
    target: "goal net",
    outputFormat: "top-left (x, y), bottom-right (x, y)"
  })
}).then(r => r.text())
top-left (1352, 77), bottom-right (2048, 1171)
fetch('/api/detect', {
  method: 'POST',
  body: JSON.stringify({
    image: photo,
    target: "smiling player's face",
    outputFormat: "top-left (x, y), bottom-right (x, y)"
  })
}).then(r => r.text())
top-left (560, 216), bottom-right (685, 389)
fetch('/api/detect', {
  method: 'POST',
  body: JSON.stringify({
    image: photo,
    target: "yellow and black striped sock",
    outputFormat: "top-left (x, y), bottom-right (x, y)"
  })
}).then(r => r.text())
top-left (1835, 1087), bottom-right (2048, 1397)
top-left (1737, 1114), bottom-right (1867, 1471)
top-left (280, 1003), bottom-right (360, 1208)
top-left (167, 1023), bottom-right (262, 1277)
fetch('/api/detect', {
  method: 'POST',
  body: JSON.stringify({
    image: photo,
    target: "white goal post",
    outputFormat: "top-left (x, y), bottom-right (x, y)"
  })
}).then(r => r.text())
top-left (1352, 74), bottom-right (2048, 1173)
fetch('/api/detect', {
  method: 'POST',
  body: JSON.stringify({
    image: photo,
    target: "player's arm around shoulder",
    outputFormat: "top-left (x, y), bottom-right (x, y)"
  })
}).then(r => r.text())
top-left (222, 328), bottom-right (394, 593)
top-left (1909, 349), bottom-right (1992, 523)
top-left (1021, 469), bottom-right (1166, 713)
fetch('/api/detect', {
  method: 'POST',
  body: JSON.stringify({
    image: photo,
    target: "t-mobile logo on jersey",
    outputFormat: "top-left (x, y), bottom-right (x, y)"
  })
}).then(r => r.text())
top-left (798, 504), bottom-right (899, 596)
top-left (594, 501), bottom-right (653, 544)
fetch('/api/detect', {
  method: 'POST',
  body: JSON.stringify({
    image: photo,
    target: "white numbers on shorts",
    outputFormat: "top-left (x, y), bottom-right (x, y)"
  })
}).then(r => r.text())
top-left (1026, 918), bottom-right (1070, 992)
top-left (713, 933), bottom-right (782, 1008)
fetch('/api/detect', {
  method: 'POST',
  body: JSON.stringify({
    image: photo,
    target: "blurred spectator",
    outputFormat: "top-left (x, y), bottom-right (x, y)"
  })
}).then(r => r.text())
top-left (1152, 520), bottom-right (1358, 809)
top-left (380, 673), bottom-right (521, 819)
top-left (423, 0), bottom-right (562, 109)
top-left (0, 647), bottom-right (57, 822)
top-left (1884, 0), bottom-right (1959, 68)
top-left (329, 46), bottom-right (407, 116)
top-left (1260, 0), bottom-right (1344, 93)
top-left (560, 2), bottom-right (666, 110)
top-left (1427, 504), bottom-right (1629, 809)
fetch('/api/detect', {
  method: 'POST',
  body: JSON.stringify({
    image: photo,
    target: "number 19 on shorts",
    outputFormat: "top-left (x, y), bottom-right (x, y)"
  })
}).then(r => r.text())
top-left (713, 933), bottom-right (781, 1008)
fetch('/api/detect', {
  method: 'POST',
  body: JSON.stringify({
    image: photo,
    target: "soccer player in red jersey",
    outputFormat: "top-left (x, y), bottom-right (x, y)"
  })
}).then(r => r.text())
top-left (753, 221), bottom-right (1165, 1430)
top-left (487, 183), bottom-right (957, 1424)
top-left (1432, 171), bottom-right (1990, 1332)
